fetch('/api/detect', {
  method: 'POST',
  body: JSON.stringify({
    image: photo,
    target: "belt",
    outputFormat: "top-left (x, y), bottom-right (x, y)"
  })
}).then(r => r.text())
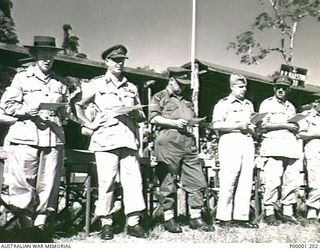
top-left (164, 128), bottom-right (194, 137)
top-left (219, 130), bottom-right (252, 137)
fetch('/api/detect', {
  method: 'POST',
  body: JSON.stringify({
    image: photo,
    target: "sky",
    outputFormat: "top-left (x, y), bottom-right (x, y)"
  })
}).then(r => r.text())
top-left (10, 0), bottom-right (320, 85)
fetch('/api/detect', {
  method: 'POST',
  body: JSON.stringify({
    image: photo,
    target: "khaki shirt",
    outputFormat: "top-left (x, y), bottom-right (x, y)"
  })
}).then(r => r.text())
top-left (299, 108), bottom-right (320, 159)
top-left (259, 96), bottom-right (301, 158)
top-left (2, 65), bottom-right (68, 147)
top-left (149, 88), bottom-right (195, 121)
top-left (149, 88), bottom-right (195, 134)
top-left (212, 94), bottom-right (254, 130)
top-left (77, 72), bottom-right (145, 151)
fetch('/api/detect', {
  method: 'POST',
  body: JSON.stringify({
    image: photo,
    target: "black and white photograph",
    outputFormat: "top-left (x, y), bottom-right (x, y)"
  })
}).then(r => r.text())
top-left (0, 0), bottom-right (319, 248)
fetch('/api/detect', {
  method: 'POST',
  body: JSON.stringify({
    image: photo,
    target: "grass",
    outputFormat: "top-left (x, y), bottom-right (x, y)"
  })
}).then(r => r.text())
top-left (54, 220), bottom-right (320, 243)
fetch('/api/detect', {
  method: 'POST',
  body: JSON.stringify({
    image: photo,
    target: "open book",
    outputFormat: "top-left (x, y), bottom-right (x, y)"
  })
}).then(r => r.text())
top-left (287, 113), bottom-right (308, 123)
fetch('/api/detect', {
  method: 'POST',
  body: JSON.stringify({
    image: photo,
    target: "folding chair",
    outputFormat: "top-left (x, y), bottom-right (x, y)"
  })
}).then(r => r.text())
top-left (62, 149), bottom-right (97, 236)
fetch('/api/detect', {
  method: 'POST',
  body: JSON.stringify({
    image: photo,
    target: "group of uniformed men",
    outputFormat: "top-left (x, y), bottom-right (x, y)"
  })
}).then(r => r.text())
top-left (0, 35), bottom-right (319, 241)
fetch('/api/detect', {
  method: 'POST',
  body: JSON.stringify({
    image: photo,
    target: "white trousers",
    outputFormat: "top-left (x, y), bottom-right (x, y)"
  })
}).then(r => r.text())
top-left (94, 148), bottom-right (146, 218)
top-left (263, 157), bottom-right (301, 209)
top-left (306, 157), bottom-right (320, 209)
top-left (7, 144), bottom-right (63, 226)
top-left (216, 133), bottom-right (255, 221)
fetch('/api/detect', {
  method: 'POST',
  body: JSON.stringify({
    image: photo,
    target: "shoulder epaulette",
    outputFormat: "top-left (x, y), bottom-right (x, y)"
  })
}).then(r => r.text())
top-left (154, 91), bottom-right (166, 101)
top-left (217, 96), bottom-right (229, 104)
top-left (16, 68), bottom-right (27, 74)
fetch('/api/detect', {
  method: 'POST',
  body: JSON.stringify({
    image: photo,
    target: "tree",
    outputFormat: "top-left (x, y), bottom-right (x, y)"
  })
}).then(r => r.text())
top-left (136, 65), bottom-right (156, 72)
top-left (0, 0), bottom-right (19, 95)
top-left (228, 0), bottom-right (320, 65)
top-left (61, 24), bottom-right (87, 58)
top-left (0, 0), bottom-right (18, 44)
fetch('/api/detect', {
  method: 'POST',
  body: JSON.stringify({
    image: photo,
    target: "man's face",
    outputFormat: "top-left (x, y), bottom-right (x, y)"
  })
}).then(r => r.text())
top-left (105, 57), bottom-right (125, 75)
top-left (274, 84), bottom-right (290, 101)
top-left (231, 83), bottom-right (247, 100)
top-left (168, 77), bottom-right (186, 95)
top-left (33, 49), bottom-right (57, 74)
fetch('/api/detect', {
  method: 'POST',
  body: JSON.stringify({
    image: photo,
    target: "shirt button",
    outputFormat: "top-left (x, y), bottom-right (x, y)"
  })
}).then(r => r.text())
top-left (45, 94), bottom-right (49, 96)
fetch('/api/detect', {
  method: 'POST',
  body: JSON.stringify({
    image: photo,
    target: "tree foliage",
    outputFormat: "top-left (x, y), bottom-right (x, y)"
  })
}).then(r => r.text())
top-left (228, 0), bottom-right (320, 65)
top-left (61, 24), bottom-right (87, 58)
top-left (0, 0), bottom-right (18, 44)
top-left (136, 65), bottom-right (156, 72)
top-left (0, 0), bottom-right (19, 96)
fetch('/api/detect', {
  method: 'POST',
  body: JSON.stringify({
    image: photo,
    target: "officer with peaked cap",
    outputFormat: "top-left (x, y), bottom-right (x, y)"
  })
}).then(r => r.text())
top-left (75, 44), bottom-right (147, 240)
top-left (212, 73), bottom-right (258, 228)
top-left (297, 99), bottom-right (320, 222)
top-left (149, 67), bottom-right (215, 233)
top-left (1, 36), bottom-right (69, 233)
top-left (258, 75), bottom-right (302, 225)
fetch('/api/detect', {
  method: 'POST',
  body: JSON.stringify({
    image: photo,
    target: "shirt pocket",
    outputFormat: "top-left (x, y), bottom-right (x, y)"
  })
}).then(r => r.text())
top-left (23, 87), bottom-right (42, 95)
top-left (162, 103), bottom-right (179, 117)
top-left (97, 91), bottom-right (122, 108)
top-left (121, 90), bottom-right (136, 107)
top-left (49, 85), bottom-right (65, 102)
top-left (23, 87), bottom-right (43, 105)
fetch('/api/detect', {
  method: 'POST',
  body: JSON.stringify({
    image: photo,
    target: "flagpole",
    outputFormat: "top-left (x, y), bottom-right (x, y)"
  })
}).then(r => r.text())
top-left (191, 0), bottom-right (196, 89)
top-left (191, 0), bottom-right (199, 147)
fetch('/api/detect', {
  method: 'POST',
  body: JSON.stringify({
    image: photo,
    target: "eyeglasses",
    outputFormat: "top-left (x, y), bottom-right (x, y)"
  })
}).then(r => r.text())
top-left (275, 85), bottom-right (289, 91)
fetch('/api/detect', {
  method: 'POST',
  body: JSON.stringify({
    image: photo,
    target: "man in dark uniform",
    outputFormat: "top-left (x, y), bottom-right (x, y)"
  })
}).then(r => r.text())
top-left (149, 67), bottom-right (214, 233)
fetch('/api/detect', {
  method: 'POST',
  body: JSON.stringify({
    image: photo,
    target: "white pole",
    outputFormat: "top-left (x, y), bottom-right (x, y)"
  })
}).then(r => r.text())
top-left (191, 0), bottom-right (200, 147)
top-left (191, 0), bottom-right (196, 92)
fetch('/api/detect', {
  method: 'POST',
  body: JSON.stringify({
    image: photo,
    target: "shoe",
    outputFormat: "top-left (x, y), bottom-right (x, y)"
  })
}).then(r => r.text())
top-left (233, 221), bottom-right (259, 229)
top-left (100, 225), bottom-right (114, 240)
top-left (281, 215), bottom-right (299, 224)
top-left (164, 218), bottom-right (182, 233)
top-left (264, 215), bottom-right (280, 226)
top-left (216, 220), bottom-right (232, 227)
top-left (36, 224), bottom-right (46, 231)
top-left (189, 217), bottom-right (215, 232)
top-left (307, 218), bottom-right (319, 224)
top-left (127, 224), bottom-right (148, 238)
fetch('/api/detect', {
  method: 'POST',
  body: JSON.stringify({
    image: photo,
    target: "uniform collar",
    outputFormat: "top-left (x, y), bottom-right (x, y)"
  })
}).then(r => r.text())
top-left (105, 71), bottom-right (127, 88)
top-left (273, 96), bottom-right (289, 106)
top-left (165, 86), bottom-right (184, 100)
top-left (227, 94), bottom-right (246, 104)
top-left (26, 65), bottom-right (52, 83)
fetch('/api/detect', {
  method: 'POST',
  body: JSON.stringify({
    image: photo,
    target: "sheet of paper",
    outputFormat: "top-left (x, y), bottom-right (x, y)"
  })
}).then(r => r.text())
top-left (111, 104), bottom-right (155, 115)
top-left (188, 116), bottom-right (207, 126)
top-left (0, 114), bottom-right (18, 124)
top-left (287, 113), bottom-right (308, 123)
top-left (39, 102), bottom-right (68, 111)
top-left (250, 113), bottom-right (268, 125)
